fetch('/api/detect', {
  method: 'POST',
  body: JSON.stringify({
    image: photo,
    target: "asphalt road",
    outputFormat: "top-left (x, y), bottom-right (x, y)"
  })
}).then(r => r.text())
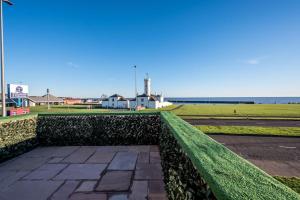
top-left (209, 135), bottom-right (300, 177)
top-left (185, 119), bottom-right (300, 127)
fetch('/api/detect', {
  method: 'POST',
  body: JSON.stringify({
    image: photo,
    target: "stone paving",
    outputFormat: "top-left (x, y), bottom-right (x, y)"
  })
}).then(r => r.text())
top-left (0, 146), bottom-right (167, 200)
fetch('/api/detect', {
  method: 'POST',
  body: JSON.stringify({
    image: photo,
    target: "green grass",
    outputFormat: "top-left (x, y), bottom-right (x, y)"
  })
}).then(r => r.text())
top-left (196, 125), bottom-right (300, 137)
top-left (274, 177), bottom-right (300, 194)
top-left (180, 116), bottom-right (300, 120)
top-left (161, 112), bottom-right (300, 199)
top-left (170, 104), bottom-right (300, 118)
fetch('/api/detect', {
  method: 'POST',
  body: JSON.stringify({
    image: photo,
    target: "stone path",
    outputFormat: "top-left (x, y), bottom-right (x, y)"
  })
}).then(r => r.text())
top-left (0, 146), bottom-right (167, 200)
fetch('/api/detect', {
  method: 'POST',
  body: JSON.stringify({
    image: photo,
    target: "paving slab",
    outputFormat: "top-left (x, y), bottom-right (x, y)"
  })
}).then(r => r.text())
top-left (129, 180), bottom-right (148, 200)
top-left (148, 180), bottom-right (167, 200)
top-left (48, 157), bottom-right (65, 163)
top-left (0, 171), bottom-right (30, 191)
top-left (23, 164), bottom-right (67, 180)
top-left (97, 146), bottom-right (119, 152)
top-left (0, 180), bottom-right (63, 200)
top-left (137, 152), bottom-right (149, 163)
top-left (50, 180), bottom-right (79, 200)
top-left (69, 193), bottom-right (107, 200)
top-left (150, 152), bottom-right (161, 164)
top-left (0, 156), bottom-right (49, 171)
top-left (127, 145), bottom-right (150, 152)
top-left (110, 194), bottom-right (128, 200)
top-left (54, 164), bottom-right (106, 180)
top-left (150, 146), bottom-right (159, 152)
top-left (135, 163), bottom-right (163, 180)
top-left (96, 171), bottom-right (132, 191)
top-left (108, 152), bottom-right (137, 170)
top-left (62, 147), bottom-right (96, 163)
top-left (86, 151), bottom-right (115, 163)
top-left (75, 181), bottom-right (97, 192)
top-left (22, 146), bottom-right (78, 158)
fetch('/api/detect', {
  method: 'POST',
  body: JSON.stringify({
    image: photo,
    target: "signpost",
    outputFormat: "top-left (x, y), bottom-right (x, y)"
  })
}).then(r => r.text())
top-left (7, 84), bottom-right (29, 98)
top-left (0, 0), bottom-right (13, 116)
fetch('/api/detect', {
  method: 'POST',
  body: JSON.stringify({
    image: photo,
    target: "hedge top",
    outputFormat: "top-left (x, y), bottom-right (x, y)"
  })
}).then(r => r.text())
top-left (161, 111), bottom-right (300, 200)
top-left (37, 111), bottom-right (160, 116)
top-left (0, 114), bottom-right (37, 123)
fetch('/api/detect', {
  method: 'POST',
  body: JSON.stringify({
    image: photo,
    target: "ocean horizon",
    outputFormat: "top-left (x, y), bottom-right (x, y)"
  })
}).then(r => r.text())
top-left (165, 97), bottom-right (300, 104)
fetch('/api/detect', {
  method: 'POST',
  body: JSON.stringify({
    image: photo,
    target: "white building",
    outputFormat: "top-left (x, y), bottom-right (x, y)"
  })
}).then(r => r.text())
top-left (102, 94), bottom-right (129, 109)
top-left (102, 74), bottom-right (172, 109)
top-left (129, 74), bottom-right (172, 109)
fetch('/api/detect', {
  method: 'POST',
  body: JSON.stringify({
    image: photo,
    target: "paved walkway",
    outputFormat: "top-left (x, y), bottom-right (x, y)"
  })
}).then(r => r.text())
top-left (0, 146), bottom-right (167, 200)
top-left (210, 135), bottom-right (300, 177)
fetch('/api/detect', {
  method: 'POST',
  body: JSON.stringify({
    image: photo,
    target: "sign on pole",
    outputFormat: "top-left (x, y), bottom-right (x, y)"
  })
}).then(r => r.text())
top-left (7, 84), bottom-right (29, 98)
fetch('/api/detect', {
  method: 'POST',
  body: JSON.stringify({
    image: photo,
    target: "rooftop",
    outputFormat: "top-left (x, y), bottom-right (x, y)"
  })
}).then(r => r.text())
top-left (28, 94), bottom-right (64, 103)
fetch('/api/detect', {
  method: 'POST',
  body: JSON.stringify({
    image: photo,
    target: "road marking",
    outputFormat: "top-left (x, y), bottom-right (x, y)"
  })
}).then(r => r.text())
top-left (279, 146), bottom-right (296, 149)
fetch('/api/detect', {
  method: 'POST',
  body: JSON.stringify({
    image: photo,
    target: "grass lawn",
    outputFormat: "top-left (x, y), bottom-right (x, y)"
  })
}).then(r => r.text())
top-left (274, 176), bottom-right (300, 194)
top-left (196, 125), bottom-right (300, 137)
top-left (170, 104), bottom-right (300, 118)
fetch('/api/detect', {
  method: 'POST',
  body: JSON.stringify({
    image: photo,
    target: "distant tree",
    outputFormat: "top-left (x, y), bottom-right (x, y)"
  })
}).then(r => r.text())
top-left (234, 109), bottom-right (237, 115)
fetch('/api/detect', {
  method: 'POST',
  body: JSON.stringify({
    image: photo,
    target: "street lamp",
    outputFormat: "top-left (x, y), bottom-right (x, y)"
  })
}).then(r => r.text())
top-left (0, 0), bottom-right (13, 117)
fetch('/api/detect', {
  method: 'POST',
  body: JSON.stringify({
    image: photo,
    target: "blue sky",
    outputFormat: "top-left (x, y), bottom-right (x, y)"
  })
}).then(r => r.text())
top-left (3, 0), bottom-right (300, 97)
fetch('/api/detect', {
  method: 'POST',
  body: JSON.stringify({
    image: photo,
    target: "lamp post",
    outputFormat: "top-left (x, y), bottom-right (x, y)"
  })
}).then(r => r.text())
top-left (0, 0), bottom-right (13, 117)
top-left (47, 88), bottom-right (50, 110)
top-left (134, 66), bottom-right (137, 110)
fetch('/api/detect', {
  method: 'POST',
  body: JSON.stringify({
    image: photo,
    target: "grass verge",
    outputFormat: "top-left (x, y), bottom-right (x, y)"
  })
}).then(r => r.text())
top-left (274, 177), bottom-right (300, 194)
top-left (196, 125), bottom-right (300, 137)
top-left (170, 104), bottom-right (300, 117)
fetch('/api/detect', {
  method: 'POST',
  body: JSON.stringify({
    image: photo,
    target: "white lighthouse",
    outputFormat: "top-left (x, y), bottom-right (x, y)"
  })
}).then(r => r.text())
top-left (144, 73), bottom-right (151, 96)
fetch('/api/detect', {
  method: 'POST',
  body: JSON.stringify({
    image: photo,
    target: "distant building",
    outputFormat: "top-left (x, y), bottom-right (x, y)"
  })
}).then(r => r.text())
top-left (0, 93), bottom-right (20, 107)
top-left (102, 74), bottom-right (172, 109)
top-left (63, 98), bottom-right (82, 105)
top-left (102, 94), bottom-right (129, 109)
top-left (28, 94), bottom-right (64, 106)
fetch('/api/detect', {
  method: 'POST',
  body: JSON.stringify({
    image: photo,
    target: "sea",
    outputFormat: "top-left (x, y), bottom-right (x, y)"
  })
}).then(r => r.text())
top-left (164, 97), bottom-right (300, 104)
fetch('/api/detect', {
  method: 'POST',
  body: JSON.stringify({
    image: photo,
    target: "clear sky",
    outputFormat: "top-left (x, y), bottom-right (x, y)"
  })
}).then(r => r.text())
top-left (3, 0), bottom-right (300, 97)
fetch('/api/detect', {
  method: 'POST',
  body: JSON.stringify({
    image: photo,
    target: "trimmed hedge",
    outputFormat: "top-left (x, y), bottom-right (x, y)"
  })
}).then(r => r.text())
top-left (160, 112), bottom-right (300, 200)
top-left (160, 120), bottom-right (216, 199)
top-left (0, 116), bottom-right (38, 162)
top-left (37, 113), bottom-right (160, 146)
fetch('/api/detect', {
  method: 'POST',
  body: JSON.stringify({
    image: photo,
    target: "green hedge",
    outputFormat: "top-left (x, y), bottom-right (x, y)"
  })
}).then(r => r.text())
top-left (160, 120), bottom-right (215, 199)
top-left (160, 112), bottom-right (300, 200)
top-left (37, 113), bottom-right (160, 146)
top-left (0, 116), bottom-right (38, 162)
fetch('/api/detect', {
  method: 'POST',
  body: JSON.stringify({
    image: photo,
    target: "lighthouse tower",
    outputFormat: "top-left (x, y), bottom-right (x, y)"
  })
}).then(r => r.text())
top-left (144, 73), bottom-right (151, 96)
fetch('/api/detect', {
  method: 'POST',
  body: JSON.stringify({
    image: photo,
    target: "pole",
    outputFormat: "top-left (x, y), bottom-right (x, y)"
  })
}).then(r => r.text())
top-left (47, 88), bottom-right (50, 110)
top-left (134, 66), bottom-right (137, 110)
top-left (0, 0), bottom-right (6, 116)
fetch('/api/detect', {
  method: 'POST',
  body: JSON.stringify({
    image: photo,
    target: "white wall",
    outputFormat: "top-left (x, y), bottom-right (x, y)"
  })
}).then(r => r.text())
top-left (149, 101), bottom-right (159, 109)
top-left (117, 101), bottom-right (129, 109)
top-left (102, 101), bottom-right (109, 108)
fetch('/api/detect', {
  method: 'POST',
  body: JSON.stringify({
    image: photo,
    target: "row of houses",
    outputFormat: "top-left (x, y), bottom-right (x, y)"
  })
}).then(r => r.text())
top-left (102, 93), bottom-right (172, 109)
top-left (102, 75), bottom-right (172, 109)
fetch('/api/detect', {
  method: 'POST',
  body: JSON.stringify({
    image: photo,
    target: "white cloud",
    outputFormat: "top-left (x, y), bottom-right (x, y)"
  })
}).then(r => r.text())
top-left (67, 62), bottom-right (79, 69)
top-left (238, 56), bottom-right (269, 65)
top-left (245, 59), bottom-right (260, 65)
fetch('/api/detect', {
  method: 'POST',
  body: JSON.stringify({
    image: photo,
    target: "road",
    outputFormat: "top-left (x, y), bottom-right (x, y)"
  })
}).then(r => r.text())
top-left (209, 135), bottom-right (300, 177)
top-left (185, 119), bottom-right (300, 127)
